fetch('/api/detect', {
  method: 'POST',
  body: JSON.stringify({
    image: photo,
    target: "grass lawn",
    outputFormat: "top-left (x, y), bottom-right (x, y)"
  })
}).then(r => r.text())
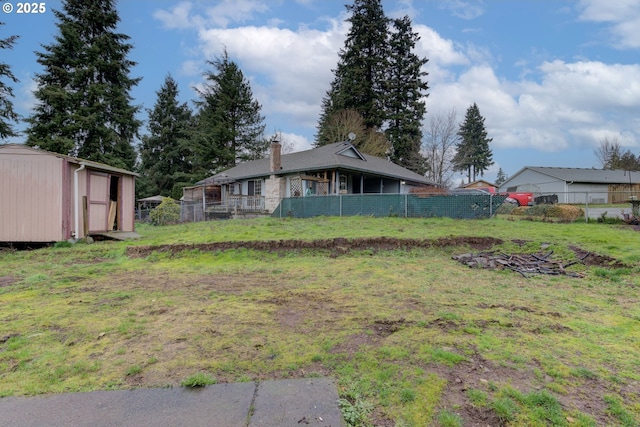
top-left (1, 217), bottom-right (639, 426)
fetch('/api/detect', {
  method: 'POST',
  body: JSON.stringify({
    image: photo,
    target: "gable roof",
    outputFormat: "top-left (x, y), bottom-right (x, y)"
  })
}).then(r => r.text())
top-left (511, 166), bottom-right (640, 184)
top-left (0, 143), bottom-right (138, 176)
top-left (198, 142), bottom-right (436, 186)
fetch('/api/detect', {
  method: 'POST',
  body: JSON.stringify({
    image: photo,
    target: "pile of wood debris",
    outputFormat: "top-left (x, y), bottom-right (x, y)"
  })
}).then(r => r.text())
top-left (452, 251), bottom-right (585, 278)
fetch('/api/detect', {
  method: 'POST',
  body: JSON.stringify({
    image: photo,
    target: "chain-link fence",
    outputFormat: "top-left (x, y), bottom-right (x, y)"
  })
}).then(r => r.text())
top-left (175, 191), bottom-right (640, 222)
top-left (271, 193), bottom-right (508, 219)
top-left (531, 191), bottom-right (640, 220)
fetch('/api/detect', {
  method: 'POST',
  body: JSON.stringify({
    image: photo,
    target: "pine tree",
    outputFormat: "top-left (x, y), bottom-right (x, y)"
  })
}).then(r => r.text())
top-left (453, 103), bottom-right (493, 182)
top-left (25, 0), bottom-right (140, 170)
top-left (495, 167), bottom-right (507, 187)
top-left (316, 0), bottom-right (389, 145)
top-left (385, 16), bottom-right (429, 174)
top-left (138, 74), bottom-right (194, 199)
top-left (193, 49), bottom-right (266, 175)
top-left (0, 22), bottom-right (19, 140)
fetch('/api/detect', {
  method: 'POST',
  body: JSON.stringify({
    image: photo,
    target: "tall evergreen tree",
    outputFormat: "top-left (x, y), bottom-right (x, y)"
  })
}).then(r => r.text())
top-left (495, 167), bottom-right (507, 186)
top-left (0, 22), bottom-right (19, 140)
top-left (385, 16), bottom-right (429, 173)
top-left (453, 103), bottom-right (493, 182)
top-left (138, 74), bottom-right (194, 199)
top-left (193, 49), bottom-right (266, 175)
top-left (25, 0), bottom-right (140, 170)
top-left (316, 0), bottom-right (389, 145)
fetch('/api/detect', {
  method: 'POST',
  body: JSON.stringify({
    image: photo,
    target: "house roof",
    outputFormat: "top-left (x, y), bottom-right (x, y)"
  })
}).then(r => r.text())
top-left (197, 142), bottom-right (437, 186)
top-left (137, 195), bottom-right (171, 203)
top-left (463, 179), bottom-right (496, 188)
top-left (509, 166), bottom-right (640, 184)
top-left (0, 144), bottom-right (138, 177)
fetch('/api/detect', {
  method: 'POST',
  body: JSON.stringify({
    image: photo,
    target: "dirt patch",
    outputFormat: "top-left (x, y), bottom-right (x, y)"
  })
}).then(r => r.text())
top-left (569, 245), bottom-right (630, 268)
top-left (125, 236), bottom-right (504, 258)
top-left (126, 238), bottom-right (627, 273)
top-left (0, 276), bottom-right (15, 287)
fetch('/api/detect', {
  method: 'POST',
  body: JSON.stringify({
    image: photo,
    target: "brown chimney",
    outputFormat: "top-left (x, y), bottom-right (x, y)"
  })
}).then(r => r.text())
top-left (270, 140), bottom-right (282, 173)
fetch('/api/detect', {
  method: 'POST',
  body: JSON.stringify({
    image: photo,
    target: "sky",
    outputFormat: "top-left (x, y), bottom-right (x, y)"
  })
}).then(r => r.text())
top-left (3, 0), bottom-right (640, 183)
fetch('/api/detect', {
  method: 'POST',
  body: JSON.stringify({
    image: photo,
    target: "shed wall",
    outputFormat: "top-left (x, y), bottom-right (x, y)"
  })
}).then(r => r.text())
top-left (0, 148), bottom-right (65, 242)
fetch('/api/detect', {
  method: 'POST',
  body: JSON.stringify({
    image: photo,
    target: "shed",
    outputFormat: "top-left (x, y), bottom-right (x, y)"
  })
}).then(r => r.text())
top-left (0, 144), bottom-right (138, 243)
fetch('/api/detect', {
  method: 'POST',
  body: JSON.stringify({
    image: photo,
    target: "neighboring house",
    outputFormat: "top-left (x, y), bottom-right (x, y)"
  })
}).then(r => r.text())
top-left (462, 180), bottom-right (497, 192)
top-left (182, 141), bottom-right (438, 216)
top-left (499, 166), bottom-right (640, 204)
top-left (0, 144), bottom-right (138, 243)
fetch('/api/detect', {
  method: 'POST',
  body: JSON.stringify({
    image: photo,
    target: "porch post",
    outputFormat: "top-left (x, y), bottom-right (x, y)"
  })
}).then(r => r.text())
top-left (202, 185), bottom-right (206, 218)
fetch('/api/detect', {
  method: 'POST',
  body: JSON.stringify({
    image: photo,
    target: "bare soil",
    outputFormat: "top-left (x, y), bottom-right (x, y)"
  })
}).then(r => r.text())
top-left (127, 237), bottom-right (622, 270)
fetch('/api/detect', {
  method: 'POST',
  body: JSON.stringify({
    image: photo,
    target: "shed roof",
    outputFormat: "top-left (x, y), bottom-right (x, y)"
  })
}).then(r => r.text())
top-left (508, 166), bottom-right (640, 185)
top-left (0, 144), bottom-right (139, 176)
top-left (197, 142), bottom-right (436, 186)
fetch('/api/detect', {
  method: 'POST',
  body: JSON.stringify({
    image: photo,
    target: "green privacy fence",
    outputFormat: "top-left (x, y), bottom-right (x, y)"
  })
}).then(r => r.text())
top-left (271, 194), bottom-right (508, 219)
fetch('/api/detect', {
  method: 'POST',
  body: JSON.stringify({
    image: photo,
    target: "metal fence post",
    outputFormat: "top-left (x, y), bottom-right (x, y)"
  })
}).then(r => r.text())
top-left (405, 194), bottom-right (408, 218)
top-left (490, 194), bottom-right (493, 217)
top-left (585, 192), bottom-right (589, 223)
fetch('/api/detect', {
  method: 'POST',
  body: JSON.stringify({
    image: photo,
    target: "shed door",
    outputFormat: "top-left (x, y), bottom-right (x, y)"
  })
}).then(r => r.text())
top-left (88, 172), bottom-right (110, 232)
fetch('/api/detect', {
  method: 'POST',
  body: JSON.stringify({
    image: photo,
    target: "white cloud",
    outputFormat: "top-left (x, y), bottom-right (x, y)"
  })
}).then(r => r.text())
top-left (438, 0), bottom-right (485, 20)
top-left (202, 0), bottom-right (270, 28)
top-left (154, 0), bottom-right (270, 30)
top-left (278, 132), bottom-right (313, 153)
top-left (429, 57), bottom-right (640, 157)
top-left (387, 0), bottom-right (419, 20)
top-left (179, 60), bottom-right (202, 77)
top-left (578, 0), bottom-right (640, 49)
top-left (193, 19), bottom-right (346, 133)
top-left (153, 2), bottom-right (200, 30)
top-left (17, 75), bottom-right (38, 112)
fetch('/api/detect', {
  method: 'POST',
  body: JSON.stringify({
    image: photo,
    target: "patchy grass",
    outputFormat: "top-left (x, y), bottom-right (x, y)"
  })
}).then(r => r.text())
top-left (0, 217), bottom-right (639, 425)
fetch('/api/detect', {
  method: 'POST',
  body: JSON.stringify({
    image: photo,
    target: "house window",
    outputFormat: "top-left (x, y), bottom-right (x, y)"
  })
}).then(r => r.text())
top-left (248, 180), bottom-right (262, 196)
top-left (229, 183), bottom-right (239, 195)
top-left (339, 174), bottom-right (348, 194)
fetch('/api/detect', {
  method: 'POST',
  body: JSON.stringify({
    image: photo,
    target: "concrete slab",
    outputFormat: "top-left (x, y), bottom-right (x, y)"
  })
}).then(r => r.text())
top-left (0, 383), bottom-right (255, 427)
top-left (0, 378), bottom-right (345, 427)
top-left (249, 378), bottom-right (344, 427)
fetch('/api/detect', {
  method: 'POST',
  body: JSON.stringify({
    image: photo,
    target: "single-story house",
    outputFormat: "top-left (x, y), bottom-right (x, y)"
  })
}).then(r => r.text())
top-left (0, 144), bottom-right (138, 243)
top-left (182, 141), bottom-right (438, 216)
top-left (499, 166), bottom-right (640, 204)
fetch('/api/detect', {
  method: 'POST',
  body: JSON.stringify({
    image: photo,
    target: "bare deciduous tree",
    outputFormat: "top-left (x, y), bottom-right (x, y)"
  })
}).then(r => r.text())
top-left (422, 109), bottom-right (458, 186)
top-left (322, 109), bottom-right (390, 157)
top-left (594, 137), bottom-right (622, 169)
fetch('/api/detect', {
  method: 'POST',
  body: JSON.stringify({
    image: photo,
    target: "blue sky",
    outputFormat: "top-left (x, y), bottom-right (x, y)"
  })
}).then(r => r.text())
top-left (3, 0), bottom-right (640, 184)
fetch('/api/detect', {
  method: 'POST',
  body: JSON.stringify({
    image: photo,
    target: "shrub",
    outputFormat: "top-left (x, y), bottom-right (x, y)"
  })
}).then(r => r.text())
top-left (510, 206), bottom-right (529, 216)
top-left (511, 204), bottom-right (583, 222)
top-left (496, 203), bottom-right (516, 215)
top-left (523, 204), bottom-right (549, 217)
top-left (149, 197), bottom-right (180, 226)
top-left (545, 205), bottom-right (583, 221)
